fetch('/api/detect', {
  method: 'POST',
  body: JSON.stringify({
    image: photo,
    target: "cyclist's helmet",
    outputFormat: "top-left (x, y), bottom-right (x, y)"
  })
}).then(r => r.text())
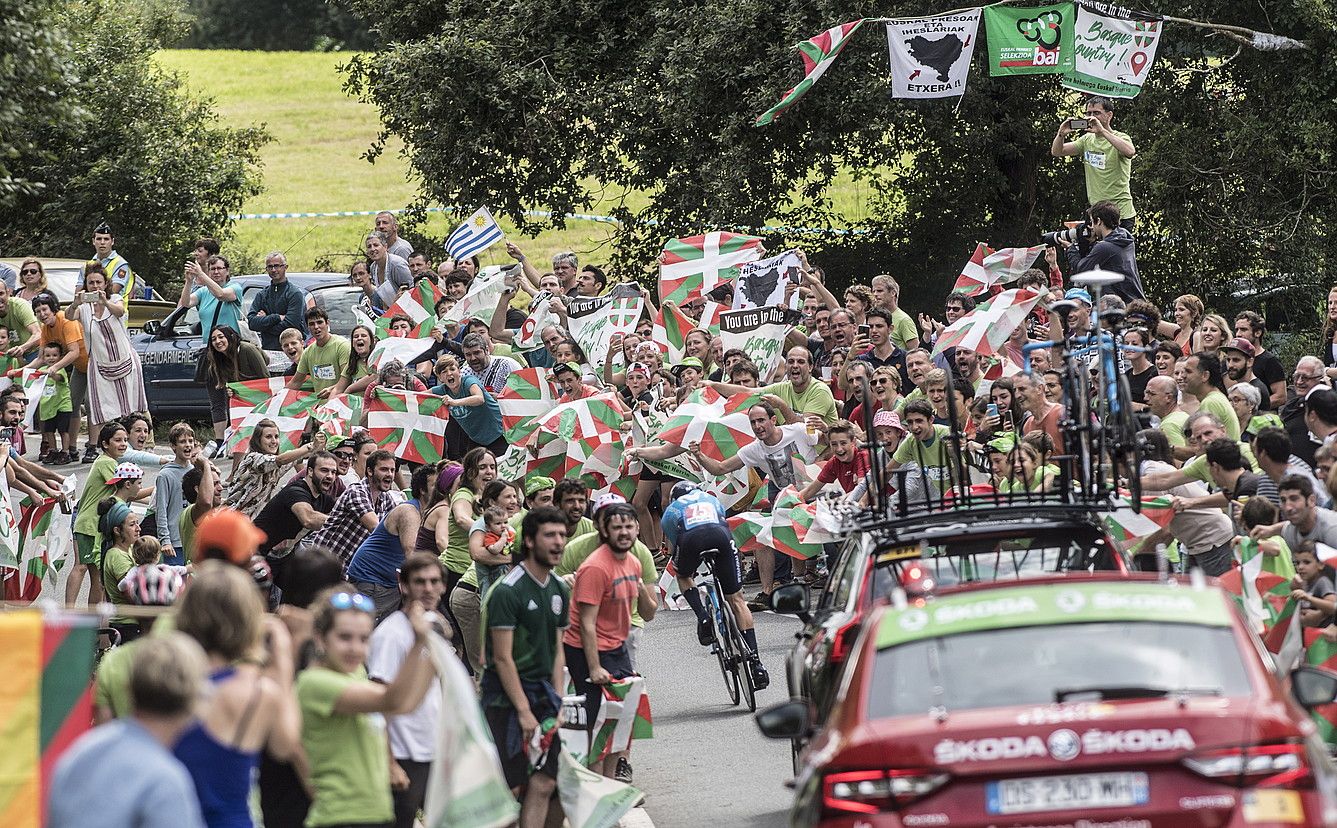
top-left (118, 564), bottom-right (185, 606)
top-left (669, 481), bottom-right (700, 501)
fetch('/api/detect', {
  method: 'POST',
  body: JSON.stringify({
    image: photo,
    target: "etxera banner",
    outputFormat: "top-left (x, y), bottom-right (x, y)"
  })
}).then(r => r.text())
top-left (984, 4), bottom-right (1076, 76)
top-left (1062, 4), bottom-right (1163, 98)
top-left (885, 10), bottom-right (982, 99)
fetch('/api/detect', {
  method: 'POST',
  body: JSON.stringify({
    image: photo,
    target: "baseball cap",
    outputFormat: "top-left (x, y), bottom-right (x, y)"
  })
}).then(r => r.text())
top-left (873, 410), bottom-right (905, 434)
top-left (552, 361), bottom-right (580, 378)
top-left (591, 492), bottom-right (628, 514)
top-left (1063, 288), bottom-right (1092, 306)
top-left (1221, 337), bottom-right (1256, 358)
top-left (672, 357), bottom-right (704, 376)
top-left (108, 462), bottom-right (144, 483)
top-left (986, 433), bottom-right (1020, 454)
top-left (193, 508), bottom-right (267, 566)
top-left (525, 475), bottom-right (556, 496)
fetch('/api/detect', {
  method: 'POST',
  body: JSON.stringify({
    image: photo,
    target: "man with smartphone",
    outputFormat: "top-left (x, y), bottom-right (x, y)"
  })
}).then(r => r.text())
top-left (1050, 95), bottom-right (1137, 232)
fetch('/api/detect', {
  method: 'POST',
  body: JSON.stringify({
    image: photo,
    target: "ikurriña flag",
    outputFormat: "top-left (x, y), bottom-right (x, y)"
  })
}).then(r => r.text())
top-left (754, 20), bottom-right (866, 126)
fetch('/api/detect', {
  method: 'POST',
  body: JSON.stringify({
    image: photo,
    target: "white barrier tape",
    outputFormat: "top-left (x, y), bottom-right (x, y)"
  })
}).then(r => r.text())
top-left (229, 207), bottom-right (871, 236)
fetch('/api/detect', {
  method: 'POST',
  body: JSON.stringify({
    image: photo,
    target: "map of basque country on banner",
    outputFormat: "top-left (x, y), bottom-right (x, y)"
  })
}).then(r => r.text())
top-left (885, 11), bottom-right (981, 98)
top-left (1062, 5), bottom-right (1162, 98)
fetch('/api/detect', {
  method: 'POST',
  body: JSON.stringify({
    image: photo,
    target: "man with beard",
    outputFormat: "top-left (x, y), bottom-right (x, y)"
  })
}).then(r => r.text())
top-left (1221, 338), bottom-right (1273, 412)
top-left (254, 450), bottom-right (339, 559)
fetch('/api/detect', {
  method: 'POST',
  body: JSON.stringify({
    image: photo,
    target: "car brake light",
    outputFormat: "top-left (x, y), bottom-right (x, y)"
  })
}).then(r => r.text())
top-left (823, 768), bottom-right (950, 814)
top-left (829, 619), bottom-right (861, 666)
top-left (1182, 742), bottom-right (1312, 788)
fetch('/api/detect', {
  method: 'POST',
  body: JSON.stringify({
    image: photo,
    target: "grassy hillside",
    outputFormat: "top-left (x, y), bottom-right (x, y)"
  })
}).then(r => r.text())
top-left (156, 50), bottom-right (877, 276)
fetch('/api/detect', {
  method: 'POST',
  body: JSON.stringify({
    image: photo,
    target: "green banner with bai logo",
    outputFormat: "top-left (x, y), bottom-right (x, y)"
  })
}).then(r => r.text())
top-left (984, 3), bottom-right (1076, 76)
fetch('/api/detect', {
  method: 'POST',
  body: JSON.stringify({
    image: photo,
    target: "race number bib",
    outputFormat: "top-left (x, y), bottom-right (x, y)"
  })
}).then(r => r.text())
top-left (1083, 149), bottom-right (1107, 171)
top-left (684, 501), bottom-right (720, 529)
top-left (313, 364), bottom-right (337, 381)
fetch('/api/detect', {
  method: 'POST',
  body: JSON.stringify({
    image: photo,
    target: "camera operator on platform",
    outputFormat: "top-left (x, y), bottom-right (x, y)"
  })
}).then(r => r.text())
top-left (1050, 95), bottom-right (1137, 233)
top-left (1055, 200), bottom-right (1145, 303)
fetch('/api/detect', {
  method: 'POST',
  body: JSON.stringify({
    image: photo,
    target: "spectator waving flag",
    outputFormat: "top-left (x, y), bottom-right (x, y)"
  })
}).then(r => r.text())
top-left (366, 388), bottom-right (451, 464)
top-left (445, 206), bottom-right (504, 261)
top-left (226, 389), bottom-right (320, 453)
top-left (376, 278), bottom-right (443, 338)
top-left (754, 20), bottom-right (867, 126)
top-left (652, 301), bottom-right (697, 362)
top-left (658, 232), bottom-right (763, 305)
top-left (932, 288), bottom-right (1041, 358)
top-left (953, 243), bottom-right (1047, 296)
top-left (227, 378), bottom-right (291, 425)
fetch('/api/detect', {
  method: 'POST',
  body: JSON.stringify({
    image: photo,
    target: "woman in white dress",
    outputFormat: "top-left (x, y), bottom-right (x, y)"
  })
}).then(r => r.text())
top-left (69, 264), bottom-right (148, 452)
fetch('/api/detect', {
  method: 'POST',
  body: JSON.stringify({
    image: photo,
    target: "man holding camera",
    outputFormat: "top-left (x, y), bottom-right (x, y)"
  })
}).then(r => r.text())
top-left (1051, 96), bottom-right (1137, 232)
top-left (1057, 200), bottom-right (1146, 303)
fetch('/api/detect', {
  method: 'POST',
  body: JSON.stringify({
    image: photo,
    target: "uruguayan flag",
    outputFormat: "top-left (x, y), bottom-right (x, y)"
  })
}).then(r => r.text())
top-left (445, 206), bottom-right (504, 261)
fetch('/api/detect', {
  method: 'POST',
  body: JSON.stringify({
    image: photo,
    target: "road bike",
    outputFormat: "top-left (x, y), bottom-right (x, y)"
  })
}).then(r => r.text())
top-left (696, 547), bottom-right (757, 712)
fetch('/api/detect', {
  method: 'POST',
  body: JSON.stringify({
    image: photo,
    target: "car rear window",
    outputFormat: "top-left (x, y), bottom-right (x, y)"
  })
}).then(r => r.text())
top-left (312, 287), bottom-right (362, 337)
top-left (867, 621), bottom-right (1253, 720)
top-left (871, 529), bottom-right (1117, 599)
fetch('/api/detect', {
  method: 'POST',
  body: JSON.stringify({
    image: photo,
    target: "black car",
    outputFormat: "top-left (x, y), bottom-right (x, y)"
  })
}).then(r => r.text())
top-left (772, 504), bottom-right (1130, 769)
top-left (132, 273), bottom-right (362, 417)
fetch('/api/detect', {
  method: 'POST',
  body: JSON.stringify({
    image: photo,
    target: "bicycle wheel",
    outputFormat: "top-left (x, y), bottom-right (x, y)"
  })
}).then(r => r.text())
top-left (722, 595), bottom-right (756, 712)
top-left (707, 584), bottom-right (739, 704)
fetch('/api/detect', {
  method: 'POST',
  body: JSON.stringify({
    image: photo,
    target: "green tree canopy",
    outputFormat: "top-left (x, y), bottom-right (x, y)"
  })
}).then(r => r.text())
top-left (0, 0), bottom-right (268, 293)
top-left (342, 0), bottom-right (1337, 327)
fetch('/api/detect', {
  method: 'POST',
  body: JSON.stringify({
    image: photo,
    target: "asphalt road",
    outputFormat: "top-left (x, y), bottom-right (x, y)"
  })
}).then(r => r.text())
top-left (633, 608), bottom-right (800, 828)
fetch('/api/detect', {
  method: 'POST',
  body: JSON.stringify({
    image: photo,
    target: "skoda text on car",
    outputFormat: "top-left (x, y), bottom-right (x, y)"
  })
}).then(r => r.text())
top-left (778, 505), bottom-right (1129, 745)
top-left (760, 576), bottom-right (1337, 827)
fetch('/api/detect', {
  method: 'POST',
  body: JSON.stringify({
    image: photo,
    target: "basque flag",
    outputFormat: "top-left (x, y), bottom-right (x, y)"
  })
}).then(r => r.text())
top-left (445, 206), bottom-right (503, 261)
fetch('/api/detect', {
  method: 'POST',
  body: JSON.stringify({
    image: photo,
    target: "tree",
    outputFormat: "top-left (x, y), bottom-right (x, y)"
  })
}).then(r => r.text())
top-left (342, 0), bottom-right (1337, 326)
top-left (181, 0), bottom-right (375, 51)
top-left (0, 0), bottom-right (269, 294)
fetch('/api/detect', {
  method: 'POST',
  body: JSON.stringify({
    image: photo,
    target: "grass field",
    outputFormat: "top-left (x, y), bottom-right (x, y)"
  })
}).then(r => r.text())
top-left (155, 50), bottom-right (879, 275)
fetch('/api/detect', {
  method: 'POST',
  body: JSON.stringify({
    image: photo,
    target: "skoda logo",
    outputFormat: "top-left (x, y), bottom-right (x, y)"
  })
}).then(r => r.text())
top-left (899, 609), bottom-right (929, 632)
top-left (1048, 728), bottom-right (1081, 761)
top-left (1055, 590), bottom-right (1087, 613)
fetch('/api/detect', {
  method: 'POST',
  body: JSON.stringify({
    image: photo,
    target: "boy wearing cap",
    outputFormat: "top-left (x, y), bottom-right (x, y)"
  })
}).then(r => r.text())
top-left (552, 362), bottom-right (596, 400)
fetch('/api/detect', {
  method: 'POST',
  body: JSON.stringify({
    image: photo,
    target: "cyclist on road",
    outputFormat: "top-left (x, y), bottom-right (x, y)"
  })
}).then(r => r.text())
top-left (661, 482), bottom-right (769, 690)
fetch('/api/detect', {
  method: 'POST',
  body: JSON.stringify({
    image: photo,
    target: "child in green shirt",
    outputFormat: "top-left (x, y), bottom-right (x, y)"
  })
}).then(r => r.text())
top-left (37, 342), bottom-right (73, 463)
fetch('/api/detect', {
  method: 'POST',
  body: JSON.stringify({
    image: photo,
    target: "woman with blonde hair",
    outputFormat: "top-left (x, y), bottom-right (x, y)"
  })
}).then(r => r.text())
top-left (1197, 313), bottom-right (1230, 358)
top-left (1158, 293), bottom-right (1204, 356)
top-left (15, 257), bottom-right (47, 302)
top-left (849, 365), bottom-right (902, 425)
top-left (174, 561), bottom-right (302, 828)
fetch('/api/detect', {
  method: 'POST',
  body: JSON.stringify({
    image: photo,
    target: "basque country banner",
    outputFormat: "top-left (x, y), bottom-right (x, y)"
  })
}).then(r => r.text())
top-left (719, 306), bottom-right (790, 380)
top-left (885, 10), bottom-right (982, 98)
top-left (984, 4), bottom-right (1076, 75)
top-left (1062, 4), bottom-right (1162, 97)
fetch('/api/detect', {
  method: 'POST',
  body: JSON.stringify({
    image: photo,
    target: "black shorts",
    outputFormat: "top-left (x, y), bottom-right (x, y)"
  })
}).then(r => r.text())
top-left (41, 411), bottom-right (71, 434)
top-left (674, 523), bottom-right (742, 596)
top-left (482, 692), bottom-right (562, 790)
top-left (563, 642), bottom-right (634, 731)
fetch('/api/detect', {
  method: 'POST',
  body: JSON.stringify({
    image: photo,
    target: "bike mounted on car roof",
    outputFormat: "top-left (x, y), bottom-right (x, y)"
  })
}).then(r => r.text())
top-left (844, 268), bottom-right (1148, 534)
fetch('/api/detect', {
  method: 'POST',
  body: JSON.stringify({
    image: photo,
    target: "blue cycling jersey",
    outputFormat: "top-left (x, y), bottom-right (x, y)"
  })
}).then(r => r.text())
top-left (661, 490), bottom-right (728, 548)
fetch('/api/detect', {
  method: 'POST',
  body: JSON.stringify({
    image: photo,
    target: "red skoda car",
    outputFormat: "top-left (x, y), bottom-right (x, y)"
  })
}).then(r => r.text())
top-left (759, 576), bottom-right (1337, 827)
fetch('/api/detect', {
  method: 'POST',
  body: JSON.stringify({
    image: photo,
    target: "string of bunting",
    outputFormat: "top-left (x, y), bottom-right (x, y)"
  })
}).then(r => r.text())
top-left (754, 0), bottom-right (1307, 125)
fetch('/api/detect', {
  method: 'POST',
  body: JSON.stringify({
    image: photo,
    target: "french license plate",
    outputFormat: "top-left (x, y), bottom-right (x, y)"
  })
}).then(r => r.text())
top-left (986, 772), bottom-right (1149, 814)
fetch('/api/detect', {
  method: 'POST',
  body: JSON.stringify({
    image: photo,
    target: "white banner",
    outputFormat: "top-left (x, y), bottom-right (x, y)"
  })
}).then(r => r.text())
top-left (719, 307), bottom-right (790, 381)
top-left (733, 250), bottom-right (802, 311)
top-left (1062, 6), bottom-right (1162, 98)
top-left (885, 10), bottom-right (982, 98)
top-left (566, 296), bottom-right (643, 373)
top-left (443, 265), bottom-right (515, 323)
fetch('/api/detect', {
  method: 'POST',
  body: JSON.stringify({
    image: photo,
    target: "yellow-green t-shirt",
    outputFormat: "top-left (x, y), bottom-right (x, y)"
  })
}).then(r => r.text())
top-left (1197, 390), bottom-right (1242, 441)
top-left (296, 335), bottom-right (352, 394)
top-left (1181, 442), bottom-right (1259, 484)
top-left (890, 308), bottom-right (919, 350)
top-left (442, 489), bottom-right (477, 574)
top-left (1161, 411), bottom-right (1189, 448)
top-left (1074, 130), bottom-right (1136, 219)
top-left (297, 666), bottom-right (392, 827)
top-left (760, 379), bottom-right (838, 426)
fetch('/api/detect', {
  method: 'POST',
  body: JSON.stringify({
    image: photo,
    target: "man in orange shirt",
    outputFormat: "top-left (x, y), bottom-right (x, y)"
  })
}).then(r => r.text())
top-left (32, 292), bottom-right (87, 460)
top-left (562, 501), bottom-right (658, 782)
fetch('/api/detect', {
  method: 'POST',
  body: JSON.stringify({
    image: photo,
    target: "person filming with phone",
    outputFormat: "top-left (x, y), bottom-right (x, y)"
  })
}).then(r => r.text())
top-left (1050, 95), bottom-right (1137, 233)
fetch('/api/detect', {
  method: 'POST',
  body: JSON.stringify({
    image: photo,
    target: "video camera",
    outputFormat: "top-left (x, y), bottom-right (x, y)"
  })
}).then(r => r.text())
top-left (1041, 221), bottom-right (1089, 248)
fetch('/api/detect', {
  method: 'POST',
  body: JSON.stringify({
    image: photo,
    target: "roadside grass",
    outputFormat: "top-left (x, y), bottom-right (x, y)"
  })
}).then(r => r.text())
top-left (156, 49), bottom-right (878, 274)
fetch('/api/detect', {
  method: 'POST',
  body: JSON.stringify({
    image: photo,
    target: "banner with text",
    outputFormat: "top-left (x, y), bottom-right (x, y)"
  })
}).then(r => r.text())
top-left (733, 250), bottom-right (803, 311)
top-left (1062, 4), bottom-right (1162, 97)
top-left (719, 307), bottom-right (790, 381)
top-left (886, 10), bottom-right (982, 98)
top-left (984, 4), bottom-right (1076, 75)
top-left (567, 296), bottom-right (644, 373)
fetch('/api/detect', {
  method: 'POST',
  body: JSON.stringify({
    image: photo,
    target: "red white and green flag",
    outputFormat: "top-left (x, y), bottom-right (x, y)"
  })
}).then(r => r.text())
top-left (226, 389), bottom-right (320, 454)
top-left (654, 388), bottom-right (758, 462)
top-left (1263, 597), bottom-right (1304, 671)
top-left (376, 278), bottom-right (443, 339)
top-left (1103, 494), bottom-right (1175, 552)
top-left (728, 511), bottom-right (773, 556)
top-left (499, 368), bottom-right (558, 445)
top-left (516, 294), bottom-right (558, 350)
top-left (658, 233), bottom-right (764, 306)
top-left (652, 301), bottom-right (697, 363)
top-left (527, 393), bottom-right (626, 488)
top-left (932, 288), bottom-right (1042, 358)
top-left (587, 677), bottom-right (652, 766)
top-left (366, 388), bottom-right (451, 464)
top-left (1219, 537), bottom-right (1293, 635)
top-left (368, 335), bottom-right (434, 371)
top-left (953, 243), bottom-right (1047, 297)
top-left (1304, 629), bottom-right (1337, 746)
top-left (311, 393), bottom-right (364, 437)
top-left (697, 300), bottom-right (726, 336)
top-left (227, 377), bottom-right (290, 425)
top-left (754, 20), bottom-right (867, 126)
top-left (770, 486), bottom-right (824, 560)
top-left (3, 495), bottom-right (63, 603)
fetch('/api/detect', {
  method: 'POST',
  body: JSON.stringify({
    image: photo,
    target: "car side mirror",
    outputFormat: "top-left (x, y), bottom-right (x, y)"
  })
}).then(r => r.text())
top-left (141, 320), bottom-right (160, 336)
top-left (1292, 665), bottom-right (1337, 708)
top-left (755, 699), bottom-right (811, 741)
top-left (772, 582), bottom-right (810, 615)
